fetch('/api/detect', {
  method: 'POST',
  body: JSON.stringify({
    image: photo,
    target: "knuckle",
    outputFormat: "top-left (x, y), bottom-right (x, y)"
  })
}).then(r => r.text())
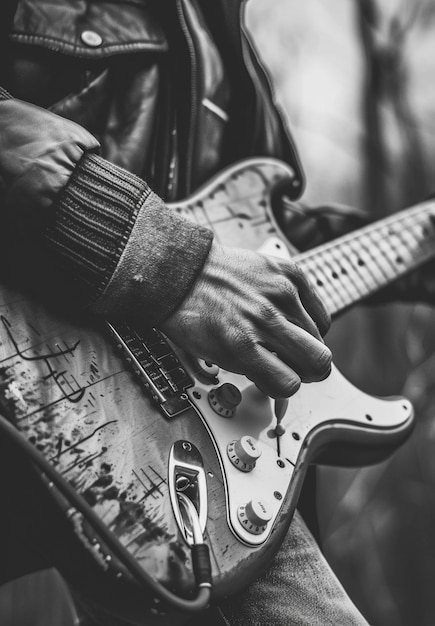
top-left (273, 274), bottom-right (299, 302)
top-left (230, 326), bottom-right (257, 357)
top-left (292, 262), bottom-right (305, 280)
top-left (286, 260), bottom-right (305, 283)
top-left (281, 276), bottom-right (299, 299)
top-left (258, 300), bottom-right (279, 322)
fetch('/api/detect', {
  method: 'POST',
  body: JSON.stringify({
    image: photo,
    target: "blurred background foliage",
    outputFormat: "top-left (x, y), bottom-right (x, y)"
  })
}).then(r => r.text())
top-left (247, 0), bottom-right (435, 624)
top-left (3, 0), bottom-right (435, 624)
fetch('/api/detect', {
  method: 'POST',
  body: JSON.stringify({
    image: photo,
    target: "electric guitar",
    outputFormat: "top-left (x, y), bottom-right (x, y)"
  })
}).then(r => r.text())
top-left (0, 158), bottom-right (433, 624)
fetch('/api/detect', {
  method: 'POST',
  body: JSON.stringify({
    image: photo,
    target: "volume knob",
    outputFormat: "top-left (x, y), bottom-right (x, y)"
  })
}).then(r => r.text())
top-left (227, 436), bottom-right (261, 472)
top-left (208, 383), bottom-right (242, 417)
top-left (237, 499), bottom-right (273, 535)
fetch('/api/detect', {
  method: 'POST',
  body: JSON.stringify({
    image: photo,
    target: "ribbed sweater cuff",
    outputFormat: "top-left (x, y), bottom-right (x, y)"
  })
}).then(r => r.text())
top-left (45, 152), bottom-right (214, 323)
top-left (45, 152), bottom-right (151, 303)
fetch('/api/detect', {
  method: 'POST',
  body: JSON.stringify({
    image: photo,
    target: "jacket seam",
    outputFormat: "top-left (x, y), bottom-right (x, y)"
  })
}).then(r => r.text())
top-left (10, 33), bottom-right (168, 57)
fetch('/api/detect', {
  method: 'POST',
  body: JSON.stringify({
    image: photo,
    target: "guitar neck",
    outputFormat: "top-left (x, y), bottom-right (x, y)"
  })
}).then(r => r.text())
top-left (294, 201), bottom-right (435, 317)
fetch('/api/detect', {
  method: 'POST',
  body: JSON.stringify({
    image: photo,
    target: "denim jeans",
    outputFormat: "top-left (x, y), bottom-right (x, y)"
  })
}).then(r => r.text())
top-left (216, 511), bottom-right (369, 626)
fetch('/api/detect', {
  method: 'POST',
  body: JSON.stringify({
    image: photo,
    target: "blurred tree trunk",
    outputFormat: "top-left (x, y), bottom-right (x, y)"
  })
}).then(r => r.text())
top-left (247, 1), bottom-right (435, 625)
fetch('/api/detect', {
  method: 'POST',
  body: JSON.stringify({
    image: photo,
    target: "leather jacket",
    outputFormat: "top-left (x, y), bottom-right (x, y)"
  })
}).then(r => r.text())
top-left (0, 0), bottom-right (304, 324)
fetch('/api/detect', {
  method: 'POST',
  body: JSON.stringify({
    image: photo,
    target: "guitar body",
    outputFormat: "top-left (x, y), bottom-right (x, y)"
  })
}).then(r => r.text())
top-left (0, 159), bottom-right (415, 624)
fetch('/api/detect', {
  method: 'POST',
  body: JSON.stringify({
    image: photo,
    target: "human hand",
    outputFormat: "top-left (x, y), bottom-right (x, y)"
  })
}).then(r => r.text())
top-left (161, 242), bottom-right (332, 398)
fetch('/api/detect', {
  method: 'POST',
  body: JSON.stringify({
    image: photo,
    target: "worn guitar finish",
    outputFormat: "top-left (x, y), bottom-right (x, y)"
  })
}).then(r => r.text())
top-left (0, 158), bottom-right (433, 622)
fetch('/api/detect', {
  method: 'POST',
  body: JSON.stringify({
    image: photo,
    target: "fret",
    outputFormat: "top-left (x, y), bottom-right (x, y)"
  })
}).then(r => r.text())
top-left (318, 248), bottom-right (361, 307)
top-left (302, 256), bottom-right (344, 313)
top-left (349, 234), bottom-right (393, 288)
top-left (367, 226), bottom-right (400, 272)
top-left (338, 240), bottom-right (379, 290)
top-left (365, 228), bottom-right (402, 285)
top-left (301, 238), bottom-right (381, 314)
top-left (334, 244), bottom-right (376, 310)
top-left (403, 214), bottom-right (433, 255)
top-left (334, 245), bottom-right (374, 294)
top-left (395, 211), bottom-right (434, 262)
top-left (387, 225), bottom-right (418, 263)
top-left (295, 201), bottom-right (435, 317)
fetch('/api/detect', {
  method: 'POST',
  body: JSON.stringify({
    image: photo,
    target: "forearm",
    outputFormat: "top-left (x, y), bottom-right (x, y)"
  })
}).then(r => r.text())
top-left (0, 92), bottom-right (213, 324)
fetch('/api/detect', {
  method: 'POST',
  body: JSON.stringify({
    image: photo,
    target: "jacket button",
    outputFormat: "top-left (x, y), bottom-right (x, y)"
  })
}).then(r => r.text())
top-left (81, 30), bottom-right (103, 48)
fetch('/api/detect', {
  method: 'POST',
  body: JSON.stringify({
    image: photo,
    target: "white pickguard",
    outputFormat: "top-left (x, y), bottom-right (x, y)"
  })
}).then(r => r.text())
top-left (183, 362), bottom-right (413, 546)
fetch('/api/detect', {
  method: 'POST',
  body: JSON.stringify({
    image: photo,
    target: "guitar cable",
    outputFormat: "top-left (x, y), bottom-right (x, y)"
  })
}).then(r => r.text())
top-left (0, 412), bottom-right (212, 615)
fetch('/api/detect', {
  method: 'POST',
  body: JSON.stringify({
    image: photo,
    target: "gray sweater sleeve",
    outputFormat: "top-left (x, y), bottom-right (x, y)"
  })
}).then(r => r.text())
top-left (45, 153), bottom-right (213, 325)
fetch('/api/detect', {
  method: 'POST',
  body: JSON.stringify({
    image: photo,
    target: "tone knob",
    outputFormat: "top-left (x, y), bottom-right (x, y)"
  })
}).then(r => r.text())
top-left (237, 499), bottom-right (273, 535)
top-left (208, 383), bottom-right (242, 417)
top-left (227, 436), bottom-right (262, 472)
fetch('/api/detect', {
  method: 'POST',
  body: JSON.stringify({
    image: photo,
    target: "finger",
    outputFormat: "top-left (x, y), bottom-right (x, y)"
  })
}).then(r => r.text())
top-left (285, 265), bottom-right (331, 337)
top-left (241, 345), bottom-right (302, 399)
top-left (270, 268), bottom-right (331, 339)
top-left (263, 317), bottom-right (332, 383)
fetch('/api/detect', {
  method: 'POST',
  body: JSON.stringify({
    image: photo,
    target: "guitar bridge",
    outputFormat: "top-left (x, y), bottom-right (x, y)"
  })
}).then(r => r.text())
top-left (106, 322), bottom-right (193, 417)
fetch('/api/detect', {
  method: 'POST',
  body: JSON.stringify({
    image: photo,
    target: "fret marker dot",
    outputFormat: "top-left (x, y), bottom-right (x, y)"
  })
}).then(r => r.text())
top-left (396, 256), bottom-right (403, 264)
top-left (317, 279), bottom-right (323, 287)
top-left (357, 259), bottom-right (365, 266)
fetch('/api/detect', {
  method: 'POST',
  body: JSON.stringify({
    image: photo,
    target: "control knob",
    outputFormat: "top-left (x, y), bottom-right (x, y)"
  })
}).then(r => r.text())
top-left (208, 383), bottom-right (242, 417)
top-left (227, 435), bottom-right (261, 472)
top-left (195, 358), bottom-right (220, 380)
top-left (237, 499), bottom-right (273, 535)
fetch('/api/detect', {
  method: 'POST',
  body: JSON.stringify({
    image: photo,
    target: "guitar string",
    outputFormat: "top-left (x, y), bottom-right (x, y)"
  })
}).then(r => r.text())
top-left (295, 202), bottom-right (433, 263)
top-left (296, 207), bottom-right (432, 308)
top-left (296, 204), bottom-right (434, 315)
top-left (321, 241), bottom-right (368, 308)
top-left (343, 236), bottom-right (387, 294)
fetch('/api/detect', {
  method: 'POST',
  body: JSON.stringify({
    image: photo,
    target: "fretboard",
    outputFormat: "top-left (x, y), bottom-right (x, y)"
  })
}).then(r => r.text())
top-left (294, 201), bottom-right (435, 316)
